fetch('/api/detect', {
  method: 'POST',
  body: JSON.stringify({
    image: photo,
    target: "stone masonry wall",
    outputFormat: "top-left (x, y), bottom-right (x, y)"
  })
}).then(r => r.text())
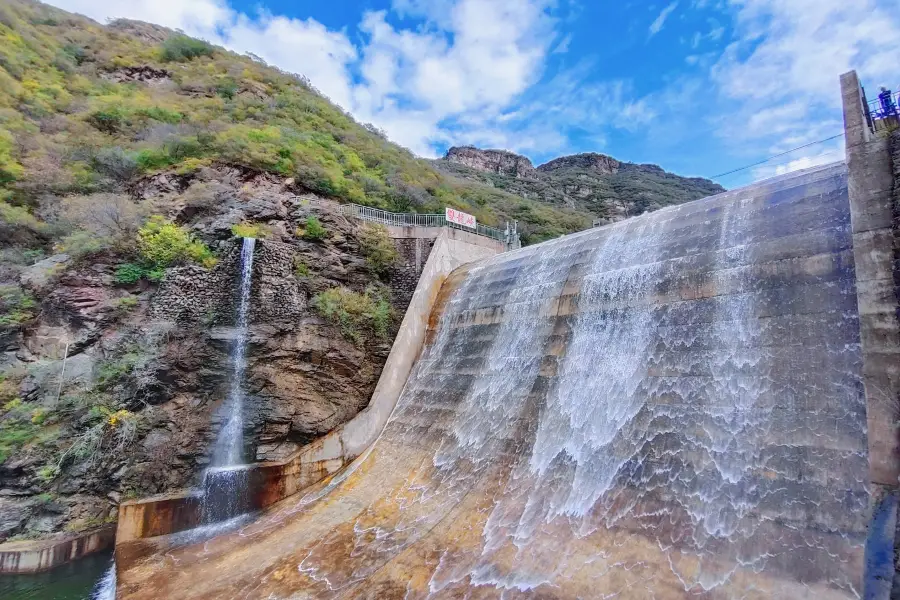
top-left (390, 237), bottom-right (435, 312)
top-left (249, 240), bottom-right (307, 324)
top-left (149, 239), bottom-right (307, 326)
top-left (148, 241), bottom-right (241, 324)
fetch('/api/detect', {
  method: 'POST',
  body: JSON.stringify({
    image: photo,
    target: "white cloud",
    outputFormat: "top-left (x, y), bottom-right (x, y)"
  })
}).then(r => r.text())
top-left (751, 146), bottom-right (845, 180)
top-left (649, 2), bottom-right (679, 37)
top-left (708, 0), bottom-right (900, 181)
top-left (220, 13), bottom-right (359, 111)
top-left (714, 0), bottom-right (900, 118)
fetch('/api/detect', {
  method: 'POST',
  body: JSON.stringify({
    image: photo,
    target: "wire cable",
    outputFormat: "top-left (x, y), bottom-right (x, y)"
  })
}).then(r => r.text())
top-left (710, 133), bottom-right (845, 179)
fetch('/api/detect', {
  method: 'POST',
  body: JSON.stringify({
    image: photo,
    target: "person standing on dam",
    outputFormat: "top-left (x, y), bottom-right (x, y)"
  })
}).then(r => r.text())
top-left (879, 86), bottom-right (898, 117)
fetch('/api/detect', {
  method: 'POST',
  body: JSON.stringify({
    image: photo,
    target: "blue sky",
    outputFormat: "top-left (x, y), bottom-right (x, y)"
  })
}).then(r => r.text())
top-left (50, 0), bottom-right (900, 187)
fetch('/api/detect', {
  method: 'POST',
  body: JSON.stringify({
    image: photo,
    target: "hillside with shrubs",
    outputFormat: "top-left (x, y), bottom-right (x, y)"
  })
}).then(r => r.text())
top-left (0, 0), bottom-right (599, 248)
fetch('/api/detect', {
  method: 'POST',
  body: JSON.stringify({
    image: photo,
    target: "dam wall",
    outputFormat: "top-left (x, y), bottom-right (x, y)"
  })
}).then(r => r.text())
top-left (114, 71), bottom-right (899, 599)
top-left (118, 160), bottom-right (875, 599)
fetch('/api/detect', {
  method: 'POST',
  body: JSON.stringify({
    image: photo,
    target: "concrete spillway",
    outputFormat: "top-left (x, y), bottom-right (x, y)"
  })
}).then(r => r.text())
top-left (118, 162), bottom-right (870, 599)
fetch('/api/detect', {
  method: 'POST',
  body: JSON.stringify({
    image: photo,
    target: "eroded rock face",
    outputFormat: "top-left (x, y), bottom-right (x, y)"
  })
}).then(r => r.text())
top-left (99, 66), bottom-right (171, 85)
top-left (444, 146), bottom-right (537, 178)
top-left (537, 153), bottom-right (621, 175)
top-left (250, 322), bottom-right (389, 461)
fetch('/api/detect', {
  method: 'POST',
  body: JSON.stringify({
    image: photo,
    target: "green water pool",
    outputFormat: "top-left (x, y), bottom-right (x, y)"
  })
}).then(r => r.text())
top-left (0, 551), bottom-right (112, 600)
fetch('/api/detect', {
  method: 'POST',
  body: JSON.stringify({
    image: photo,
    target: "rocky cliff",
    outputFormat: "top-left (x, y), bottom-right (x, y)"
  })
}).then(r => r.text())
top-left (444, 147), bottom-right (537, 178)
top-left (440, 147), bottom-right (724, 225)
top-left (0, 165), bottom-right (404, 542)
top-left (537, 153), bottom-right (621, 175)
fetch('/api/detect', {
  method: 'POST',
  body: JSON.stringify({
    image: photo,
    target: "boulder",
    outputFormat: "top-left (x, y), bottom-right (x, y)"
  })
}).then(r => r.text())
top-left (19, 254), bottom-right (69, 294)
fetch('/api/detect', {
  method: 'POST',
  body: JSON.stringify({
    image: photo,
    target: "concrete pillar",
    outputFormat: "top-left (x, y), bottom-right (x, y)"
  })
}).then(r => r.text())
top-left (842, 70), bottom-right (900, 599)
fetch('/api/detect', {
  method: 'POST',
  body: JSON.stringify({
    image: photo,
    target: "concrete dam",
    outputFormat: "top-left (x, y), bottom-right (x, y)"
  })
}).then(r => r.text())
top-left (113, 73), bottom-right (899, 598)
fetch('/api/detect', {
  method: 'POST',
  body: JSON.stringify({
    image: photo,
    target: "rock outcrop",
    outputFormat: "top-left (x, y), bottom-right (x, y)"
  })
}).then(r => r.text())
top-left (444, 147), bottom-right (537, 178)
top-left (99, 66), bottom-right (171, 85)
top-left (437, 146), bottom-right (725, 230)
top-left (537, 153), bottom-right (621, 175)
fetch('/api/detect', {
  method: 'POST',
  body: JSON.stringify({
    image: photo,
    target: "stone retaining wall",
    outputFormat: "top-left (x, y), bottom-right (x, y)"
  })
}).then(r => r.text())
top-left (149, 239), bottom-right (306, 325)
top-left (390, 237), bottom-right (436, 311)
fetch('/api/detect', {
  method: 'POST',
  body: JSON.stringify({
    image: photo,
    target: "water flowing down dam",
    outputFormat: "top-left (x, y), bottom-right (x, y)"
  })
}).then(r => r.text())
top-left (118, 161), bottom-right (873, 599)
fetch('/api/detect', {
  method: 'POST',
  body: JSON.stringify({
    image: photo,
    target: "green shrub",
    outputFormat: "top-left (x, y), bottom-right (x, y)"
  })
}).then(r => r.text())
top-left (87, 106), bottom-right (127, 134)
top-left (135, 138), bottom-right (205, 172)
top-left (0, 285), bottom-right (36, 326)
top-left (160, 34), bottom-right (214, 62)
top-left (146, 266), bottom-right (166, 281)
top-left (215, 79), bottom-right (238, 100)
top-left (0, 397), bottom-right (39, 464)
top-left (22, 248), bottom-right (44, 264)
top-left (0, 129), bottom-right (23, 185)
top-left (55, 230), bottom-right (111, 260)
top-left (37, 465), bottom-right (59, 483)
top-left (96, 352), bottom-right (141, 388)
top-left (134, 107), bottom-right (183, 124)
top-left (359, 224), bottom-right (398, 277)
top-left (30, 407), bottom-right (48, 425)
top-left (137, 216), bottom-right (215, 269)
top-left (293, 256), bottom-right (309, 278)
top-left (312, 285), bottom-right (393, 345)
top-left (0, 418), bottom-right (34, 463)
top-left (298, 215), bottom-right (326, 241)
top-left (230, 222), bottom-right (267, 239)
top-left (114, 263), bottom-right (145, 285)
top-left (117, 296), bottom-right (138, 308)
top-left (114, 296), bottom-right (138, 312)
top-left (61, 43), bottom-right (86, 65)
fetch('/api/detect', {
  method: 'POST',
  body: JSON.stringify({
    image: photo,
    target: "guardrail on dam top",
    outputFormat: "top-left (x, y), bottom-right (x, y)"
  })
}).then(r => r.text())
top-left (339, 203), bottom-right (517, 246)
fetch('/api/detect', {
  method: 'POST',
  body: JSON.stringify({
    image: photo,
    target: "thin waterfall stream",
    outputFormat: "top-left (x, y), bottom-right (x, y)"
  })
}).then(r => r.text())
top-left (77, 238), bottom-right (258, 598)
top-left (203, 236), bottom-right (256, 522)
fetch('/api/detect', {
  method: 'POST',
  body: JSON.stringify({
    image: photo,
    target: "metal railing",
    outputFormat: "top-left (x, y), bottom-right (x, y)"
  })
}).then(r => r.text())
top-left (867, 89), bottom-right (900, 120)
top-left (339, 203), bottom-right (508, 242)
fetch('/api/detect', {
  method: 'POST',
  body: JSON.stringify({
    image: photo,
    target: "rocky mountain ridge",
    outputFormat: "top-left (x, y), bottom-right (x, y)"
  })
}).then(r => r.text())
top-left (440, 146), bottom-right (725, 223)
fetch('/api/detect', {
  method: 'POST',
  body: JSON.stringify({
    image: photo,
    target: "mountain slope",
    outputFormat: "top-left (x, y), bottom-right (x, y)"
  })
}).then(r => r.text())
top-left (0, 0), bottom-right (593, 245)
top-left (438, 147), bottom-right (725, 223)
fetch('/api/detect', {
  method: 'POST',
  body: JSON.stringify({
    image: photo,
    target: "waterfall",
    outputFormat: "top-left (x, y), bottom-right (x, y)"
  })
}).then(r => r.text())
top-left (279, 164), bottom-right (867, 599)
top-left (89, 561), bottom-right (116, 600)
top-left (211, 236), bottom-right (256, 467)
top-left (203, 237), bottom-right (255, 523)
